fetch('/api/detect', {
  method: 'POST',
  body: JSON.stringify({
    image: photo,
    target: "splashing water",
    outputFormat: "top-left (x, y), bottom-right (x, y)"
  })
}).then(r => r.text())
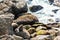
top-left (26, 0), bottom-right (60, 24)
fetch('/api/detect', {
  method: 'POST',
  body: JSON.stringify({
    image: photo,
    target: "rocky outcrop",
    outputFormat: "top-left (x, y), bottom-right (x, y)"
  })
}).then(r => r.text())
top-left (0, 13), bottom-right (14, 35)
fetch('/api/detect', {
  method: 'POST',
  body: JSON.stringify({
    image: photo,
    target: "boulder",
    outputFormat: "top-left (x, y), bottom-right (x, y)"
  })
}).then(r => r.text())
top-left (0, 13), bottom-right (14, 35)
top-left (10, 0), bottom-right (28, 19)
top-left (13, 35), bottom-right (23, 40)
top-left (0, 35), bottom-right (23, 40)
top-left (28, 28), bottom-right (36, 34)
top-left (54, 0), bottom-right (60, 6)
top-left (30, 35), bottom-right (53, 40)
top-left (30, 5), bottom-right (43, 12)
top-left (36, 30), bottom-right (48, 35)
top-left (14, 25), bottom-right (30, 39)
top-left (36, 26), bottom-right (47, 31)
top-left (23, 25), bottom-right (31, 30)
top-left (54, 36), bottom-right (60, 40)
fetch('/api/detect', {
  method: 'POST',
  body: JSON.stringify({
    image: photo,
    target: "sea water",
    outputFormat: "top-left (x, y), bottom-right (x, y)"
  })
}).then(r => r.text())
top-left (26, 0), bottom-right (60, 24)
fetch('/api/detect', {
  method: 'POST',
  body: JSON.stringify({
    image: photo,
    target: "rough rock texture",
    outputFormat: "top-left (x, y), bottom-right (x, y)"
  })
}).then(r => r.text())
top-left (14, 25), bottom-right (30, 39)
top-left (30, 35), bottom-right (53, 40)
top-left (0, 13), bottom-right (14, 35)
top-left (0, 35), bottom-right (23, 40)
top-left (13, 14), bottom-right (38, 25)
top-left (54, 0), bottom-right (60, 6)
top-left (10, 0), bottom-right (28, 19)
top-left (0, 0), bottom-right (28, 19)
top-left (54, 36), bottom-right (60, 40)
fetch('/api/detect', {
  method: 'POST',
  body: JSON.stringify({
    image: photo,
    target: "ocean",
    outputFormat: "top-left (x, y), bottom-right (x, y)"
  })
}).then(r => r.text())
top-left (26, 0), bottom-right (60, 24)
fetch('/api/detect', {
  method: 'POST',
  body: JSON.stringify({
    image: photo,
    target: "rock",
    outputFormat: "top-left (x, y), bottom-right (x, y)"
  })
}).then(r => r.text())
top-left (0, 35), bottom-right (23, 40)
top-left (32, 23), bottom-right (47, 28)
top-left (0, 13), bottom-right (14, 35)
top-left (12, 23), bottom-right (18, 28)
top-left (0, 0), bottom-right (28, 19)
top-left (32, 24), bottom-right (42, 28)
top-left (54, 36), bottom-right (60, 40)
top-left (13, 35), bottom-right (23, 40)
top-left (47, 23), bottom-right (58, 28)
top-left (14, 14), bottom-right (38, 25)
top-left (52, 9), bottom-right (59, 13)
top-left (36, 26), bottom-right (47, 31)
top-left (48, 0), bottom-right (54, 5)
top-left (30, 5), bottom-right (43, 12)
top-left (28, 28), bottom-right (36, 34)
top-left (31, 33), bottom-right (37, 38)
top-left (47, 29), bottom-right (58, 36)
top-left (36, 30), bottom-right (48, 35)
top-left (30, 35), bottom-right (53, 40)
top-left (54, 0), bottom-right (60, 7)
top-left (23, 25), bottom-right (31, 30)
top-left (0, 35), bottom-right (15, 40)
top-left (11, 0), bottom-right (28, 19)
top-left (14, 25), bottom-right (30, 39)
top-left (0, 3), bottom-right (8, 11)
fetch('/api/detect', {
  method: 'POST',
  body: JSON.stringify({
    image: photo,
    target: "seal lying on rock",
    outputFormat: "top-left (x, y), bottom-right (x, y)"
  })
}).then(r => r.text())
top-left (13, 13), bottom-right (39, 25)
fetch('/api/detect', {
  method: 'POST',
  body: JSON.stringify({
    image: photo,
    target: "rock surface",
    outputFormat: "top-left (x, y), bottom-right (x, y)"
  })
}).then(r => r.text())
top-left (14, 25), bottom-right (30, 39)
top-left (0, 13), bottom-right (14, 35)
top-left (30, 35), bottom-right (53, 40)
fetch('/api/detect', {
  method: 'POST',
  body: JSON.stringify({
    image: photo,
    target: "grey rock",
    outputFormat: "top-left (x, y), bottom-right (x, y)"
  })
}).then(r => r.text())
top-left (54, 36), bottom-right (60, 40)
top-left (13, 35), bottom-right (23, 40)
top-left (0, 13), bottom-right (14, 35)
top-left (15, 25), bottom-right (30, 39)
top-left (30, 35), bottom-right (53, 40)
top-left (0, 35), bottom-right (15, 40)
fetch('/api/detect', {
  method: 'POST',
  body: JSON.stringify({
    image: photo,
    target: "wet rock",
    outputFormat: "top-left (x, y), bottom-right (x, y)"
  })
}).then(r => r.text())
top-left (0, 0), bottom-right (3, 2)
top-left (13, 35), bottom-right (23, 40)
top-left (0, 3), bottom-right (8, 11)
top-left (14, 14), bottom-right (38, 25)
top-left (32, 24), bottom-right (42, 28)
top-left (54, 0), bottom-right (60, 6)
top-left (52, 9), bottom-right (59, 13)
top-left (30, 32), bottom-right (37, 38)
top-left (47, 23), bottom-right (58, 28)
top-left (30, 5), bottom-right (43, 12)
top-left (28, 28), bottom-right (36, 34)
top-left (47, 29), bottom-right (58, 36)
top-left (32, 23), bottom-right (47, 28)
top-left (0, 35), bottom-right (15, 40)
top-left (11, 0), bottom-right (28, 19)
top-left (0, 13), bottom-right (14, 35)
top-left (30, 35), bottom-right (53, 40)
top-left (14, 25), bottom-right (30, 39)
top-left (54, 36), bottom-right (60, 40)
top-left (36, 26), bottom-right (47, 31)
top-left (48, 0), bottom-right (54, 5)
top-left (12, 23), bottom-right (18, 28)
top-left (0, 35), bottom-right (23, 40)
top-left (23, 25), bottom-right (31, 30)
top-left (36, 30), bottom-right (48, 35)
